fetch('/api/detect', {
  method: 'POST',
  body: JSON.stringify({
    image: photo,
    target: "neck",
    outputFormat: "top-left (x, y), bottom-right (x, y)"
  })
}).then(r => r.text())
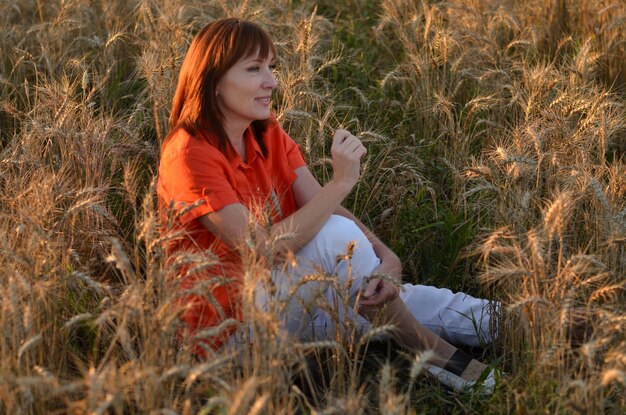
top-left (223, 118), bottom-right (250, 160)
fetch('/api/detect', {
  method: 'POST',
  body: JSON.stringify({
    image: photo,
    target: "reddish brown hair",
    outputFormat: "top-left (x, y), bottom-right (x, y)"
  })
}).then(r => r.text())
top-left (167, 18), bottom-right (276, 155)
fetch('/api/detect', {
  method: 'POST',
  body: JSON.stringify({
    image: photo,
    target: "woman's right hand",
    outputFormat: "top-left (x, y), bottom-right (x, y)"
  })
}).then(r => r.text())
top-left (330, 129), bottom-right (367, 190)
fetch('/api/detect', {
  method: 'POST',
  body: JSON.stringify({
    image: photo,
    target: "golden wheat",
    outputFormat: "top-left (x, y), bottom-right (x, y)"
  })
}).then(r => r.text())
top-left (0, 0), bottom-right (625, 413)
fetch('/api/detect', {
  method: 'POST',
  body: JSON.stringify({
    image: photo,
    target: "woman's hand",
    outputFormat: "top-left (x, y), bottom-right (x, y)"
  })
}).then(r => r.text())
top-left (360, 276), bottom-right (400, 307)
top-left (360, 253), bottom-right (402, 307)
top-left (330, 129), bottom-right (367, 190)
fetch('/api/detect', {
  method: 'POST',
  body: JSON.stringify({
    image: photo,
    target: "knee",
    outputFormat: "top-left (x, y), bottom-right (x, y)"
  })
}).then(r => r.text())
top-left (293, 215), bottom-right (380, 283)
top-left (314, 215), bottom-right (377, 264)
top-left (316, 215), bottom-right (379, 278)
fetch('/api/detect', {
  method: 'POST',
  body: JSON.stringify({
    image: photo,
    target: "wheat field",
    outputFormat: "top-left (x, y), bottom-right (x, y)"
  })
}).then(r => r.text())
top-left (1, 0), bottom-right (625, 414)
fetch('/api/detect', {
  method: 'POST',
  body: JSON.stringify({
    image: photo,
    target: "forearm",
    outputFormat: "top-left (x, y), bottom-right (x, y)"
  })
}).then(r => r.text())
top-left (264, 179), bottom-right (352, 258)
top-left (199, 180), bottom-right (351, 263)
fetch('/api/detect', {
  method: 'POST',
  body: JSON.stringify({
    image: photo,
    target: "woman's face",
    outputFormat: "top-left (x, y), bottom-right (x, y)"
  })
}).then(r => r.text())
top-left (216, 51), bottom-right (277, 129)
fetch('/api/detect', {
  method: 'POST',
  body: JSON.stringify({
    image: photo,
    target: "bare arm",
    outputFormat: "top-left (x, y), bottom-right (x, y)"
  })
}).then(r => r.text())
top-left (291, 166), bottom-right (403, 280)
top-left (291, 165), bottom-right (403, 306)
top-left (198, 130), bottom-right (366, 261)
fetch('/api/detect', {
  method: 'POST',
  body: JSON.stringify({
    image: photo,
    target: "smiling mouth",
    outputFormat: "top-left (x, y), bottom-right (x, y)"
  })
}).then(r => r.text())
top-left (255, 97), bottom-right (271, 105)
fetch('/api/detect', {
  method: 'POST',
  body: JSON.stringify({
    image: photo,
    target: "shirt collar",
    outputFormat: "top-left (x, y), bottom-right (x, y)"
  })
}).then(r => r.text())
top-left (244, 126), bottom-right (265, 163)
top-left (229, 126), bottom-right (265, 169)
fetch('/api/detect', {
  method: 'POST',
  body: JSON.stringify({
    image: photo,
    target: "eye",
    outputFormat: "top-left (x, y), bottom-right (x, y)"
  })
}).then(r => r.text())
top-left (269, 64), bottom-right (277, 71)
top-left (247, 66), bottom-right (260, 72)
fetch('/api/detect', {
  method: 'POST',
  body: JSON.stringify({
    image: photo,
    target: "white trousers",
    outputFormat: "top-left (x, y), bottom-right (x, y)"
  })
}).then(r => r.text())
top-left (251, 215), bottom-right (495, 348)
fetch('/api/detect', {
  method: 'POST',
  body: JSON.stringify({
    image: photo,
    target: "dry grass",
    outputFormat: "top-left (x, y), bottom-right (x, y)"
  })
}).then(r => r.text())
top-left (1, 0), bottom-right (625, 413)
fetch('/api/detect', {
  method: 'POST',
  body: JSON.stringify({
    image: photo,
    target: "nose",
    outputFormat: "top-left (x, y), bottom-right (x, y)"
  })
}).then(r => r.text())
top-left (263, 70), bottom-right (277, 90)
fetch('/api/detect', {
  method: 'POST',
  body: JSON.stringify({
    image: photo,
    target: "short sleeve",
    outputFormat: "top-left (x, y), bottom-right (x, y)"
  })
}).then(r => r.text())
top-left (280, 127), bottom-right (307, 171)
top-left (158, 133), bottom-right (240, 225)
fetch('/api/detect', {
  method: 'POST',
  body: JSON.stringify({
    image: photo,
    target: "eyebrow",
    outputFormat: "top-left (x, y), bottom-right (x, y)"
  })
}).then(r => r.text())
top-left (246, 55), bottom-right (275, 63)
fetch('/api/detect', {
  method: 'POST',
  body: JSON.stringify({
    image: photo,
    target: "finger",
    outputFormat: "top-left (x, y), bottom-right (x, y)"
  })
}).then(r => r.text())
top-left (361, 284), bottom-right (397, 306)
top-left (352, 144), bottom-right (366, 159)
top-left (354, 145), bottom-right (367, 158)
top-left (333, 129), bottom-right (351, 144)
top-left (346, 138), bottom-right (364, 153)
top-left (337, 134), bottom-right (357, 149)
top-left (362, 278), bottom-right (380, 298)
top-left (381, 284), bottom-right (399, 302)
top-left (360, 293), bottom-right (385, 306)
top-left (337, 137), bottom-right (363, 156)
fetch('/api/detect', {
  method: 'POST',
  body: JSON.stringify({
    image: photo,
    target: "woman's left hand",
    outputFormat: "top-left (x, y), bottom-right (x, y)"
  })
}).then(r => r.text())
top-left (360, 276), bottom-right (399, 307)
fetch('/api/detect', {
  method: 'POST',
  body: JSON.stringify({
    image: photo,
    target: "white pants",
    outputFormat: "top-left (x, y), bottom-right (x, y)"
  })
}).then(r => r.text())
top-left (251, 215), bottom-right (495, 348)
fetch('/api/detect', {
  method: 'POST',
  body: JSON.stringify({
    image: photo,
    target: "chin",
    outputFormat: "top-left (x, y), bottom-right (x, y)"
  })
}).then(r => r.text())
top-left (254, 112), bottom-right (271, 121)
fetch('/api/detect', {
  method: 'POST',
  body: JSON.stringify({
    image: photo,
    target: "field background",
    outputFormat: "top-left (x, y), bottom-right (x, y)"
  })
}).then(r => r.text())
top-left (1, 0), bottom-right (625, 413)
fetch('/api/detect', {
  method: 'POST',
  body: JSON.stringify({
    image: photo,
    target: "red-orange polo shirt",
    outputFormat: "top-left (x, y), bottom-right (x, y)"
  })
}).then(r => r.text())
top-left (157, 120), bottom-right (306, 353)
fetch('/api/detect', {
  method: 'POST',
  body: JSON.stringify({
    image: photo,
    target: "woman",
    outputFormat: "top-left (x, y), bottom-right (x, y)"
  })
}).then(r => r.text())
top-left (157, 18), bottom-right (497, 393)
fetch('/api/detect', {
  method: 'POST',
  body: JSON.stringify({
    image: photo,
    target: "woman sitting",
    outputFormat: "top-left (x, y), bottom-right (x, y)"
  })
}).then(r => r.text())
top-left (157, 18), bottom-right (497, 393)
